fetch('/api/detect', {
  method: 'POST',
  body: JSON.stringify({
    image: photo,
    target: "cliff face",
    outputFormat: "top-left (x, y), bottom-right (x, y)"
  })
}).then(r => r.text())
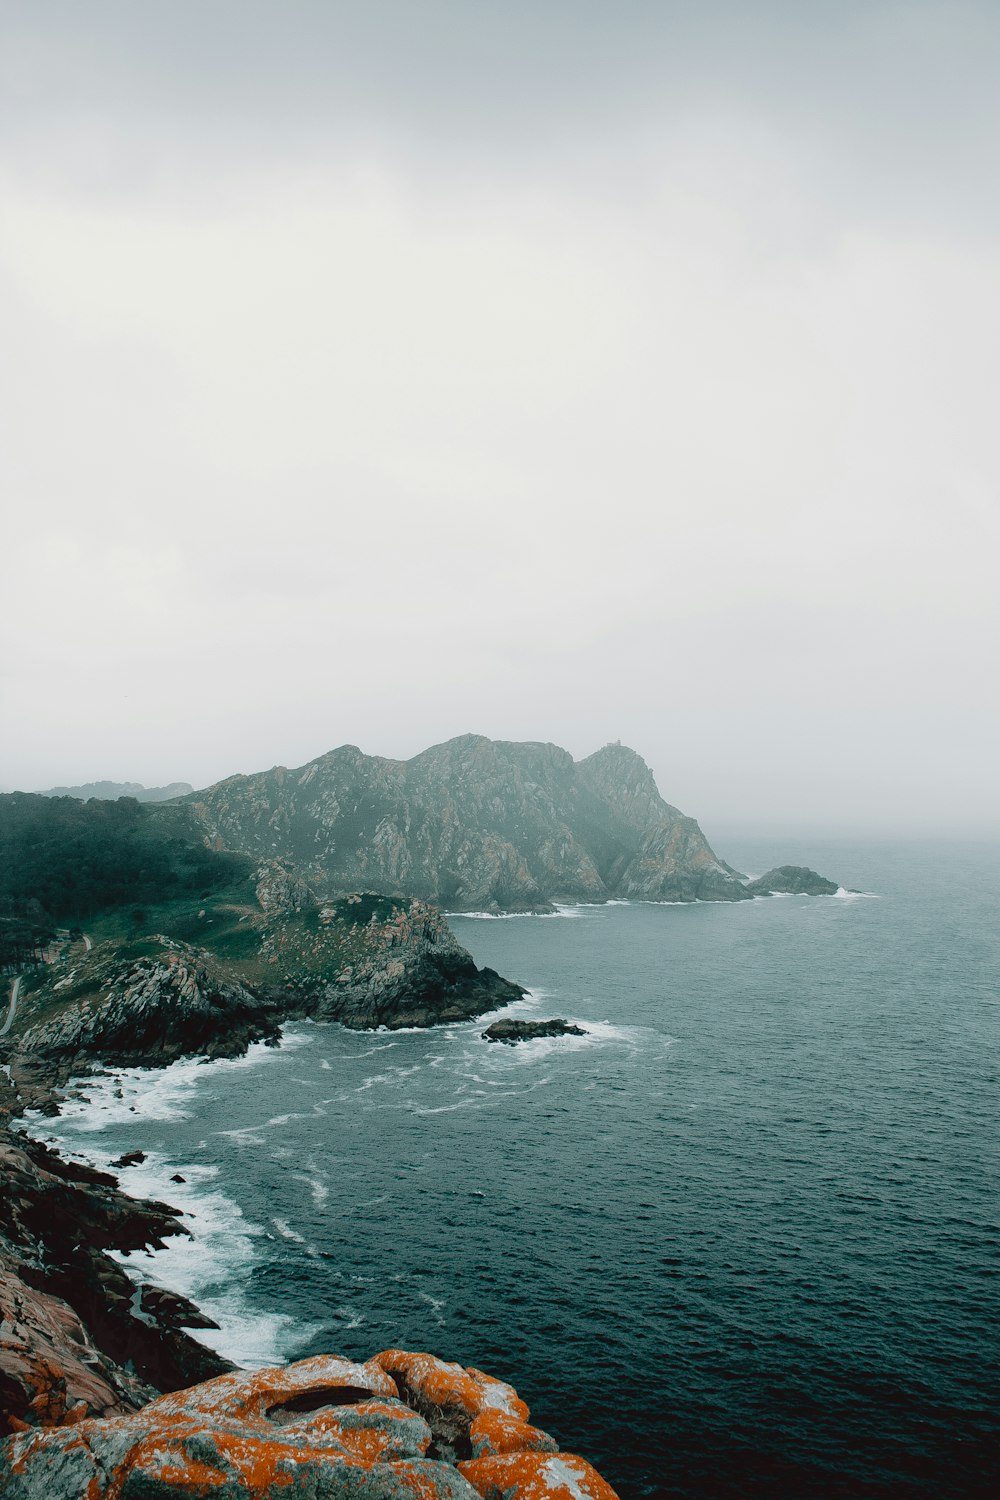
top-left (188, 736), bottom-right (748, 911)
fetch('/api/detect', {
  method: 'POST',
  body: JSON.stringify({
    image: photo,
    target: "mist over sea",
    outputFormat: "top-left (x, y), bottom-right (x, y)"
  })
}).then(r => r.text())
top-left (30, 837), bottom-right (1000, 1499)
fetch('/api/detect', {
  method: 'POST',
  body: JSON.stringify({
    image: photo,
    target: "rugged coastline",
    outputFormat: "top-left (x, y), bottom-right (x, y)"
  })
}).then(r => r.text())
top-left (182, 735), bottom-right (842, 913)
top-left (0, 769), bottom-right (840, 1495)
top-left (0, 805), bottom-right (525, 1454)
top-left (0, 904), bottom-right (521, 1442)
top-left (0, 944), bottom-right (626, 1496)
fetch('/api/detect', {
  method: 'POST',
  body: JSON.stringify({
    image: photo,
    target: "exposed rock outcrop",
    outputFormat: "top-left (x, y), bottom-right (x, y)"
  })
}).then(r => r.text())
top-left (5, 941), bottom-right (284, 1086)
top-left (312, 897), bottom-right (522, 1030)
top-left (0, 1350), bottom-right (619, 1498)
top-left (482, 1018), bottom-right (587, 1045)
top-left (0, 1132), bottom-right (231, 1436)
top-left (186, 735), bottom-right (754, 910)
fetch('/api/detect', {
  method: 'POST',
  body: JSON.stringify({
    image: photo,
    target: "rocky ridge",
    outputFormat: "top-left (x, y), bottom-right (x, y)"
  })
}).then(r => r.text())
top-left (38, 781), bottom-right (195, 802)
top-left (187, 735), bottom-right (756, 911)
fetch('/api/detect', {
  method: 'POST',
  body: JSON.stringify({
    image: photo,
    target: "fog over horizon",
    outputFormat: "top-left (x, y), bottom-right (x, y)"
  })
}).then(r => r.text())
top-left (3, 2), bottom-right (998, 835)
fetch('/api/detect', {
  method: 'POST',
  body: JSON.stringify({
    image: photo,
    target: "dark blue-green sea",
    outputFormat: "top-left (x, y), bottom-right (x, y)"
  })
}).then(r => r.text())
top-left (29, 838), bottom-right (1000, 1498)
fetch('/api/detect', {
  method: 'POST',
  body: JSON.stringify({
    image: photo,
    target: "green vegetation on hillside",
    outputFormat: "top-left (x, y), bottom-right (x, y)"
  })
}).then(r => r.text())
top-left (0, 793), bottom-right (251, 967)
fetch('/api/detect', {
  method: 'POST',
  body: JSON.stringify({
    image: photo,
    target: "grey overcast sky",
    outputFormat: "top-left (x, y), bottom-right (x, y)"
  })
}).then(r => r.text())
top-left (2, 1), bottom-right (998, 832)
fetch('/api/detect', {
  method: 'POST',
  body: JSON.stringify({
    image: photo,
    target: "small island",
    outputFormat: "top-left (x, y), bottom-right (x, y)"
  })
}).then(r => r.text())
top-left (743, 865), bottom-right (840, 896)
top-left (482, 1017), bottom-right (588, 1045)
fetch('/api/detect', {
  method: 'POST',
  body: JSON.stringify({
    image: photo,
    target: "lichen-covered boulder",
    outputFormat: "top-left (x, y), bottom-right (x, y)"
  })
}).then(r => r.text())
top-left (469, 1408), bottom-right (559, 1459)
top-left (373, 1349), bottom-right (528, 1459)
top-left (0, 1350), bottom-right (620, 1499)
top-left (459, 1450), bottom-right (620, 1500)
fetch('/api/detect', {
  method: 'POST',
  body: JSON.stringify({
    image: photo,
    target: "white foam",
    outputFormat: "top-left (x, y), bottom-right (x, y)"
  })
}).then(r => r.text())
top-left (447, 910), bottom-right (536, 920)
top-left (271, 1217), bottom-right (306, 1244)
top-left (418, 1292), bottom-right (447, 1326)
top-left (100, 1153), bottom-right (315, 1366)
top-left (293, 1171), bottom-right (329, 1208)
top-left (30, 1033), bottom-right (306, 1134)
top-left (217, 1125), bottom-right (268, 1148)
top-left (20, 1030), bottom-right (324, 1371)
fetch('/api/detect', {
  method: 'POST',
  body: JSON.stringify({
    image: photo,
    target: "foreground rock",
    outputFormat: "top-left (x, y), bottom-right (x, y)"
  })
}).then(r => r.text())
top-left (482, 1018), bottom-right (588, 1045)
top-left (0, 1349), bottom-right (619, 1499)
top-left (744, 865), bottom-right (840, 896)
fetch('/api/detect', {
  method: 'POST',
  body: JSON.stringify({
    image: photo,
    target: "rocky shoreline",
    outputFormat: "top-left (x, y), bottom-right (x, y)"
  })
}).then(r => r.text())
top-left (0, 1043), bottom-right (624, 1495)
top-left (0, 894), bottom-right (524, 1451)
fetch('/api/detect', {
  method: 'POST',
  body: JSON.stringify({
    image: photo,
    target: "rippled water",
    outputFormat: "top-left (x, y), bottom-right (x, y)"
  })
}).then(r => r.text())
top-left (31, 838), bottom-right (1000, 1498)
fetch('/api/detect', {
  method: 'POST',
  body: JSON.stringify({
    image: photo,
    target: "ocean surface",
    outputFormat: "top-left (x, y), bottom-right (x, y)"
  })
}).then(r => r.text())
top-left (28, 837), bottom-right (1000, 1499)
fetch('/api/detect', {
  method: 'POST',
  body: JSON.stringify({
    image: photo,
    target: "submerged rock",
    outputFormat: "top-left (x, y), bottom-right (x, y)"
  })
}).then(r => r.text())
top-left (0, 1350), bottom-right (619, 1498)
top-left (482, 1018), bottom-right (587, 1045)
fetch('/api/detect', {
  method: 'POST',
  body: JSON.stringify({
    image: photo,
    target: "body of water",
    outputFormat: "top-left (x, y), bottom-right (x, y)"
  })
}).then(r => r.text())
top-left (30, 837), bottom-right (1000, 1498)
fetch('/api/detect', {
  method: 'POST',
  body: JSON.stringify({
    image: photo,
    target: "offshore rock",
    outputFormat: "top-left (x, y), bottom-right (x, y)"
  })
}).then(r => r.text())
top-left (744, 865), bottom-right (840, 896)
top-left (186, 734), bottom-right (755, 910)
top-left (482, 1018), bottom-right (587, 1045)
top-left (0, 1351), bottom-right (620, 1498)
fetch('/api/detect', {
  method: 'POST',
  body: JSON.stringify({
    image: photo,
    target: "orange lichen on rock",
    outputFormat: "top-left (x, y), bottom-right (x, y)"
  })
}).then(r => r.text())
top-left (0, 1349), bottom-right (619, 1499)
top-left (459, 1450), bottom-right (620, 1500)
top-left (0, 1266), bottom-right (137, 1433)
top-left (373, 1348), bottom-right (530, 1456)
top-left (468, 1408), bottom-right (558, 1459)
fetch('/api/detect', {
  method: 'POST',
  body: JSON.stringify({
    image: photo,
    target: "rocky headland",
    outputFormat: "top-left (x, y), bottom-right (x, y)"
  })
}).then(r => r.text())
top-left (185, 735), bottom-right (766, 910)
